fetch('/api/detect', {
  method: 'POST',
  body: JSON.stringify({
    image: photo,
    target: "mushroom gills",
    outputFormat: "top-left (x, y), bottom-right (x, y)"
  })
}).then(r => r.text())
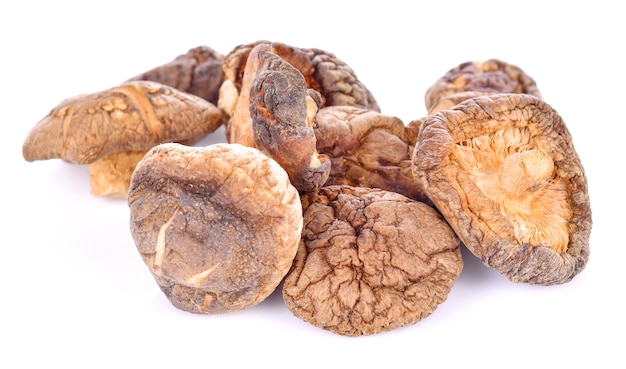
top-left (452, 126), bottom-right (572, 253)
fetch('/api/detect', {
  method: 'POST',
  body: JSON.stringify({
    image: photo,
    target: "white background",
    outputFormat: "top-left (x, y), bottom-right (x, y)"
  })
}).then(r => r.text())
top-left (2, 1), bottom-right (623, 367)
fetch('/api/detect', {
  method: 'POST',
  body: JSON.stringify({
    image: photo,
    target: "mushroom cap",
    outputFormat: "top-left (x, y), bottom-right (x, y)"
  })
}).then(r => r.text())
top-left (128, 142), bottom-right (303, 314)
top-left (248, 43), bottom-right (331, 192)
top-left (127, 46), bottom-right (225, 105)
top-left (412, 93), bottom-right (591, 285)
top-left (314, 105), bottom-right (431, 204)
top-left (221, 40), bottom-right (380, 113)
top-left (282, 185), bottom-right (462, 336)
top-left (22, 80), bottom-right (224, 164)
top-left (424, 59), bottom-right (542, 113)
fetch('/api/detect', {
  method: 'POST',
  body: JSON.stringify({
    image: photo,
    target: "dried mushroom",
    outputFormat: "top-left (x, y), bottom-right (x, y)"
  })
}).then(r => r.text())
top-left (282, 185), bottom-right (463, 336)
top-left (127, 46), bottom-right (225, 105)
top-left (22, 80), bottom-right (224, 198)
top-left (424, 59), bottom-right (541, 115)
top-left (412, 93), bottom-right (591, 285)
top-left (314, 105), bottom-right (431, 204)
top-left (128, 143), bottom-right (302, 314)
top-left (217, 40), bottom-right (379, 191)
top-left (219, 40), bottom-right (379, 124)
top-left (221, 42), bottom-right (332, 191)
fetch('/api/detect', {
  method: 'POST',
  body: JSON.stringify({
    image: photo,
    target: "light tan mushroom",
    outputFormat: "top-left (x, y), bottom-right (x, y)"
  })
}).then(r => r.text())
top-left (128, 143), bottom-right (303, 314)
top-left (412, 94), bottom-right (591, 285)
top-left (22, 80), bottom-right (224, 198)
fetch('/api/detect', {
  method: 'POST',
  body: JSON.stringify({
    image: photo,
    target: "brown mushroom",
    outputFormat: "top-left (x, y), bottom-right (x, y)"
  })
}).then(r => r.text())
top-left (219, 40), bottom-right (380, 125)
top-left (282, 185), bottom-right (463, 336)
top-left (127, 46), bottom-right (225, 106)
top-left (128, 142), bottom-right (302, 314)
top-left (412, 93), bottom-right (591, 285)
top-left (217, 40), bottom-right (383, 192)
top-left (221, 41), bottom-right (332, 192)
top-left (314, 105), bottom-right (431, 204)
top-left (424, 59), bottom-right (542, 115)
top-left (22, 80), bottom-right (224, 198)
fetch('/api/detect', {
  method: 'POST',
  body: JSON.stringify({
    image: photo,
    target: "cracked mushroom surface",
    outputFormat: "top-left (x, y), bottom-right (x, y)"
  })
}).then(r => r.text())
top-left (282, 185), bottom-right (463, 336)
top-left (22, 80), bottom-right (224, 198)
top-left (127, 46), bottom-right (225, 105)
top-left (424, 59), bottom-right (542, 115)
top-left (412, 93), bottom-right (591, 285)
top-left (128, 143), bottom-right (302, 314)
top-left (314, 105), bottom-right (431, 204)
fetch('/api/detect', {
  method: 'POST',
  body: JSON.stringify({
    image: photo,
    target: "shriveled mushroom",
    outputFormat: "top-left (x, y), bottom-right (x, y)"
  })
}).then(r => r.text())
top-left (412, 93), bottom-right (591, 285)
top-left (128, 143), bottom-right (302, 314)
top-left (219, 40), bottom-right (380, 124)
top-left (282, 185), bottom-right (463, 336)
top-left (221, 41), bottom-right (332, 191)
top-left (22, 80), bottom-right (224, 198)
top-left (314, 105), bottom-right (431, 204)
top-left (217, 40), bottom-right (379, 192)
top-left (424, 59), bottom-right (542, 115)
top-left (127, 46), bottom-right (225, 105)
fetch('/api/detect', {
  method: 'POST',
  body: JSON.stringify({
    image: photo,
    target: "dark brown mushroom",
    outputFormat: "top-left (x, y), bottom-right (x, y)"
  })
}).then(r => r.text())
top-left (282, 185), bottom-right (463, 336)
top-left (220, 42), bottom-right (332, 192)
top-left (22, 80), bottom-right (224, 198)
top-left (412, 93), bottom-right (591, 285)
top-left (219, 40), bottom-right (380, 123)
top-left (127, 46), bottom-right (225, 105)
top-left (314, 105), bottom-right (431, 204)
top-left (128, 142), bottom-right (303, 314)
top-left (424, 59), bottom-right (542, 114)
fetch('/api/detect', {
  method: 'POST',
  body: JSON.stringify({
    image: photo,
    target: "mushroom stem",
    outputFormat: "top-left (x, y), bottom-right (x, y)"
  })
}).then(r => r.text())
top-left (87, 151), bottom-right (148, 198)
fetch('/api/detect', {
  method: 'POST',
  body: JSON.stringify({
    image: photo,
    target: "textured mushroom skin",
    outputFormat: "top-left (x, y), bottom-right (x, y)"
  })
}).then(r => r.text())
top-left (424, 59), bottom-right (541, 113)
top-left (412, 94), bottom-right (591, 285)
top-left (128, 143), bottom-right (302, 314)
top-left (314, 105), bottom-right (431, 204)
top-left (22, 80), bottom-right (224, 197)
top-left (22, 80), bottom-right (224, 164)
top-left (220, 40), bottom-right (379, 115)
top-left (249, 45), bottom-right (331, 192)
top-left (128, 46), bottom-right (225, 105)
top-left (282, 185), bottom-right (463, 336)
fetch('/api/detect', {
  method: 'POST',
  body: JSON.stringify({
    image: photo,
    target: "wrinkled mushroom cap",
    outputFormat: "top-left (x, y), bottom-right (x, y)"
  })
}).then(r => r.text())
top-left (412, 93), bottom-right (591, 285)
top-left (424, 59), bottom-right (542, 113)
top-left (283, 185), bottom-right (463, 336)
top-left (127, 46), bottom-right (225, 105)
top-left (220, 41), bottom-right (332, 192)
top-left (22, 80), bottom-right (224, 197)
top-left (128, 142), bottom-right (303, 314)
top-left (314, 105), bottom-right (431, 204)
top-left (220, 40), bottom-right (379, 117)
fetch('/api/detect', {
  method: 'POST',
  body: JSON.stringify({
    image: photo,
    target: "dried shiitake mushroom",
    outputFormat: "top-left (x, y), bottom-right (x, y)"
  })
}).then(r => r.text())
top-left (282, 185), bottom-right (463, 336)
top-left (219, 40), bottom-right (380, 125)
top-left (128, 143), bottom-right (302, 314)
top-left (22, 80), bottom-right (224, 198)
top-left (217, 40), bottom-right (379, 191)
top-left (127, 46), bottom-right (225, 105)
top-left (314, 105), bottom-right (431, 204)
top-left (220, 41), bottom-right (331, 191)
top-left (248, 43), bottom-right (333, 191)
top-left (424, 59), bottom-right (542, 115)
top-left (412, 93), bottom-right (591, 285)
